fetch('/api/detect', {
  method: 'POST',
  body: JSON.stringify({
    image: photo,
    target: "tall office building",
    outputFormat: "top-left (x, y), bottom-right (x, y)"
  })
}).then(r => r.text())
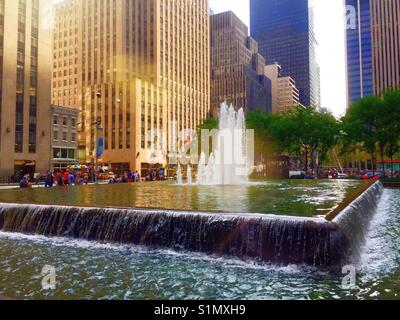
top-left (0, 0), bottom-right (52, 179)
top-left (346, 0), bottom-right (400, 106)
top-left (53, 0), bottom-right (210, 174)
top-left (346, 0), bottom-right (374, 106)
top-left (265, 63), bottom-right (301, 113)
top-left (250, 0), bottom-right (321, 109)
top-left (210, 11), bottom-right (272, 117)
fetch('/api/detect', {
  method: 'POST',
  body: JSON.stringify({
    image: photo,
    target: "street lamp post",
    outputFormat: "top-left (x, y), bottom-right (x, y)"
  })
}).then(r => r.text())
top-left (92, 91), bottom-right (102, 183)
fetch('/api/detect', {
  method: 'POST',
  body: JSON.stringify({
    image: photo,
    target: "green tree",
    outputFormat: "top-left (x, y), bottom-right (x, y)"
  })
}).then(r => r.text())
top-left (198, 117), bottom-right (219, 131)
top-left (382, 90), bottom-right (400, 177)
top-left (245, 108), bottom-right (270, 164)
top-left (342, 96), bottom-right (383, 175)
top-left (266, 106), bottom-right (339, 174)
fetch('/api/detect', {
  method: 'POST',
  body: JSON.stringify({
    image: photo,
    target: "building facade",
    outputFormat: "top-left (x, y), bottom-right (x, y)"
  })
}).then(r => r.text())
top-left (51, 105), bottom-right (79, 172)
top-left (250, 0), bottom-right (321, 109)
top-left (52, 0), bottom-right (210, 174)
top-left (265, 63), bottom-right (301, 113)
top-left (277, 77), bottom-right (301, 113)
top-left (346, 0), bottom-right (400, 106)
top-left (0, 0), bottom-right (52, 180)
top-left (346, 0), bottom-right (374, 106)
top-left (210, 11), bottom-right (272, 117)
top-left (371, 0), bottom-right (400, 97)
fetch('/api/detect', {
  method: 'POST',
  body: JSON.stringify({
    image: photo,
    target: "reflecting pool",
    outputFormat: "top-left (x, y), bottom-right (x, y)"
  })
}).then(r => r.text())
top-left (0, 180), bottom-right (363, 217)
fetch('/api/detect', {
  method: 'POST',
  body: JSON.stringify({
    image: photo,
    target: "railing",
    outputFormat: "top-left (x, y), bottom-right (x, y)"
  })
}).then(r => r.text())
top-left (0, 176), bottom-right (15, 184)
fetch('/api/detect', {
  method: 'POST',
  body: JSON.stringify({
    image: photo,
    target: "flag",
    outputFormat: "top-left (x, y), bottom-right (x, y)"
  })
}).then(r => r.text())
top-left (96, 128), bottom-right (104, 158)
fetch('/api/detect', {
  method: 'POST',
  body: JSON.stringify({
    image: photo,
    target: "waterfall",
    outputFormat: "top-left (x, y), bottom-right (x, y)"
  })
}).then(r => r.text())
top-left (0, 203), bottom-right (347, 267)
top-left (0, 182), bottom-right (384, 267)
top-left (332, 181), bottom-right (384, 264)
top-left (197, 102), bottom-right (249, 186)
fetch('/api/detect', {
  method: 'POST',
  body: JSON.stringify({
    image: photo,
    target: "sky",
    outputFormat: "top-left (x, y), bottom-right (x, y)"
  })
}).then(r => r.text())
top-left (210, 0), bottom-right (347, 117)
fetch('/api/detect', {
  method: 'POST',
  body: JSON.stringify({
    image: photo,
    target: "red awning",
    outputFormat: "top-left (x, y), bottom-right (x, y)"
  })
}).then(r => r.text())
top-left (377, 160), bottom-right (400, 164)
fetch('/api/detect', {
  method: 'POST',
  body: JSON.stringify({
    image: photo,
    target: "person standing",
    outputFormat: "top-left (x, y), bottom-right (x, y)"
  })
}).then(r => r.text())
top-left (56, 171), bottom-right (63, 186)
top-left (68, 172), bottom-right (75, 185)
top-left (45, 171), bottom-right (54, 188)
top-left (63, 171), bottom-right (70, 185)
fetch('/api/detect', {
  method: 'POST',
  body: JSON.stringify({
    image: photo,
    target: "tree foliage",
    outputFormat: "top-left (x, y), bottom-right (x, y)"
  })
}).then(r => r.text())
top-left (265, 106), bottom-right (339, 172)
top-left (197, 90), bottom-right (400, 177)
top-left (342, 91), bottom-right (400, 176)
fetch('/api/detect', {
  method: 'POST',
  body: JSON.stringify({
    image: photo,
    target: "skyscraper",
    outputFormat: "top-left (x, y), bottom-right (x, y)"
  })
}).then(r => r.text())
top-left (53, 0), bottom-right (210, 174)
top-left (346, 0), bottom-right (374, 106)
top-left (250, 0), bottom-right (321, 109)
top-left (346, 0), bottom-right (400, 106)
top-left (0, 0), bottom-right (52, 179)
top-left (210, 11), bottom-right (272, 117)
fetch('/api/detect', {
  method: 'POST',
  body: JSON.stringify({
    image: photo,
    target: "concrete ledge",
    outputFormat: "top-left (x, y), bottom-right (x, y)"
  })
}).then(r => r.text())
top-left (381, 181), bottom-right (400, 188)
top-left (325, 181), bottom-right (376, 221)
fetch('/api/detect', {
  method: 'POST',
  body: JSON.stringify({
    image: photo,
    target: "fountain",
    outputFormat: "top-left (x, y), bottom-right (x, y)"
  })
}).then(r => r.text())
top-left (177, 163), bottom-right (183, 185)
top-left (0, 203), bottom-right (347, 266)
top-left (197, 103), bottom-right (249, 185)
top-left (0, 180), bottom-right (385, 266)
top-left (176, 102), bottom-right (248, 186)
top-left (0, 99), bottom-right (386, 267)
top-left (187, 166), bottom-right (193, 185)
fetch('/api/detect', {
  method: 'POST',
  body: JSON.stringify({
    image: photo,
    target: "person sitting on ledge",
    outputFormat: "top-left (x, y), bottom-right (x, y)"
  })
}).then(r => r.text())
top-left (19, 177), bottom-right (29, 189)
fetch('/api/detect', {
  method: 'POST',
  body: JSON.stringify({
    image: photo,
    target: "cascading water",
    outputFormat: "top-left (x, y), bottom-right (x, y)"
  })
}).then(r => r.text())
top-left (0, 203), bottom-right (347, 266)
top-left (0, 182), bottom-right (384, 267)
top-left (332, 181), bottom-right (384, 264)
top-left (197, 102), bottom-right (249, 186)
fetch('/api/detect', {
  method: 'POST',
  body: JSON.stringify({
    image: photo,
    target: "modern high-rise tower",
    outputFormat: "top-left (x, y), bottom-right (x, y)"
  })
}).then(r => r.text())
top-left (52, 0), bottom-right (210, 174)
top-left (346, 0), bottom-right (374, 106)
top-left (210, 11), bottom-right (272, 117)
top-left (346, 0), bottom-right (400, 106)
top-left (250, 0), bottom-right (321, 109)
top-left (0, 0), bottom-right (52, 179)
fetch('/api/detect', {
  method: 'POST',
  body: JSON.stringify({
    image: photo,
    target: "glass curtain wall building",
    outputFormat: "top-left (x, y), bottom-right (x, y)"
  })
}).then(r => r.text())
top-left (346, 0), bottom-right (400, 106)
top-left (346, 0), bottom-right (373, 106)
top-left (250, 0), bottom-right (321, 109)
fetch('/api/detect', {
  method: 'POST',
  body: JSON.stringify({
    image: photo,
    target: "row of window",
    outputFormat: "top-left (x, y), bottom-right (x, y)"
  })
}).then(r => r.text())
top-left (52, 148), bottom-right (75, 160)
top-left (53, 130), bottom-right (76, 143)
top-left (53, 115), bottom-right (76, 127)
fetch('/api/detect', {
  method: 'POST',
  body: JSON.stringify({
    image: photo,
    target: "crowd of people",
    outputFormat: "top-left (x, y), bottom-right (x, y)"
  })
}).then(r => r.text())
top-left (108, 171), bottom-right (141, 184)
top-left (18, 167), bottom-right (172, 189)
top-left (43, 171), bottom-right (89, 188)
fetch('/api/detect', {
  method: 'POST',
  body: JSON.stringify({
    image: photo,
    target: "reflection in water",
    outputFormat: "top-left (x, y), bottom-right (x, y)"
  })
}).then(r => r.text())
top-left (0, 180), bottom-right (361, 217)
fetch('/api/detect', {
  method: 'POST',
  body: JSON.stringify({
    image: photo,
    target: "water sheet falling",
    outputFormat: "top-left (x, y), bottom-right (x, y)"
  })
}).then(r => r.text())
top-left (0, 203), bottom-right (346, 267)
